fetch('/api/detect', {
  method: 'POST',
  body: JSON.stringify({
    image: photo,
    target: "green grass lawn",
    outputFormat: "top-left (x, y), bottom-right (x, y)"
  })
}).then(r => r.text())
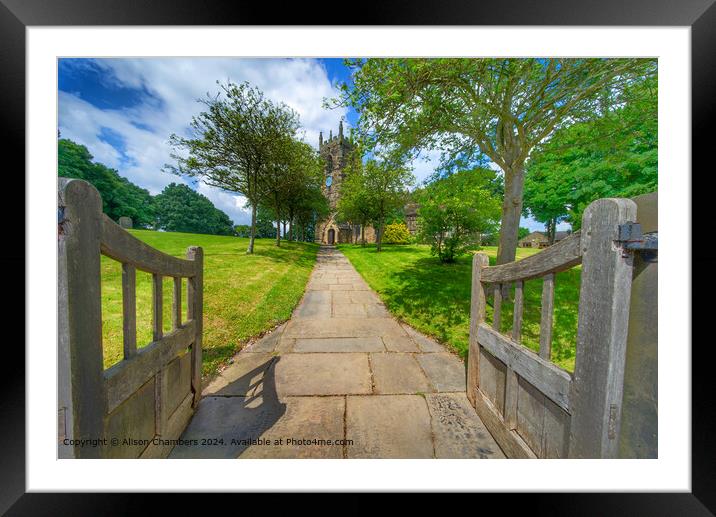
top-left (100, 231), bottom-right (319, 376)
top-left (338, 243), bottom-right (580, 372)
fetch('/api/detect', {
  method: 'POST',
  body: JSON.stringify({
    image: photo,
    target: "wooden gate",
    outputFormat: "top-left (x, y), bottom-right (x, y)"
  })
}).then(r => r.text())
top-left (467, 197), bottom-right (646, 458)
top-left (58, 179), bottom-right (204, 458)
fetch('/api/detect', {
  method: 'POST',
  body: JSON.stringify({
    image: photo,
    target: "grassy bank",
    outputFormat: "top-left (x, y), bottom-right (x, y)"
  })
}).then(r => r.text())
top-left (338, 243), bottom-right (580, 372)
top-left (101, 231), bottom-right (319, 375)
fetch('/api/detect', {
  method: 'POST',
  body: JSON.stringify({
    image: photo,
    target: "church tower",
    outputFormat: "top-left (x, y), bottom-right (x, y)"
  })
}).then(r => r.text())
top-left (315, 121), bottom-right (361, 244)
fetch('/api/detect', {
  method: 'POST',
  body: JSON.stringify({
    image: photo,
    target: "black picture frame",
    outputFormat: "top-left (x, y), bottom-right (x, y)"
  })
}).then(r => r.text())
top-left (2, 0), bottom-right (711, 512)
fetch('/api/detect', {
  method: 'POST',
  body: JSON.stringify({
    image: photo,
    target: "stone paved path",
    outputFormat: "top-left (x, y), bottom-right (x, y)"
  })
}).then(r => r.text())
top-left (170, 246), bottom-right (504, 459)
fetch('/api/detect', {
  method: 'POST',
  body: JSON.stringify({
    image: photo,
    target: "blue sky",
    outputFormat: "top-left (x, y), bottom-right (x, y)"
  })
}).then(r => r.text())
top-left (58, 57), bottom-right (556, 231)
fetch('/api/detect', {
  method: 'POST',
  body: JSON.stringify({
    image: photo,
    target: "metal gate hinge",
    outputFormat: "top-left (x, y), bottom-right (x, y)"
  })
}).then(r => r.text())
top-left (616, 222), bottom-right (658, 261)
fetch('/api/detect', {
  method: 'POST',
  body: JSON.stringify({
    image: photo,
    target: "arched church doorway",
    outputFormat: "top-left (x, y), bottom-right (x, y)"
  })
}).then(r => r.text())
top-left (327, 229), bottom-right (335, 245)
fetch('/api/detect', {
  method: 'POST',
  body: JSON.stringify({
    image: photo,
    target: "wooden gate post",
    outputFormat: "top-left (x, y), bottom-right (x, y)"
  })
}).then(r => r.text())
top-left (58, 179), bottom-right (107, 458)
top-left (187, 246), bottom-right (203, 406)
top-left (569, 198), bottom-right (637, 458)
top-left (467, 253), bottom-right (489, 407)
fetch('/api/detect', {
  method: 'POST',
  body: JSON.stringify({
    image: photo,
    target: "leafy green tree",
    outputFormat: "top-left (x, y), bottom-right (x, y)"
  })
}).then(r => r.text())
top-left (524, 74), bottom-right (657, 231)
top-left (261, 138), bottom-right (324, 246)
top-left (166, 81), bottom-right (300, 253)
top-left (518, 227), bottom-right (531, 240)
top-left (253, 205), bottom-right (278, 238)
top-left (332, 57), bottom-right (657, 264)
top-left (153, 183), bottom-right (234, 235)
top-left (344, 157), bottom-right (414, 252)
top-left (58, 138), bottom-right (154, 227)
top-left (234, 224), bottom-right (251, 237)
top-left (337, 155), bottom-right (377, 247)
top-left (416, 168), bottom-right (501, 263)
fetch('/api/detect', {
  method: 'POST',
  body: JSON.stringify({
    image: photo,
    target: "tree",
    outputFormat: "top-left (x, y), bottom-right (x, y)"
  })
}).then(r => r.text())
top-left (523, 74), bottom-right (657, 232)
top-left (332, 57), bottom-right (657, 264)
top-left (153, 183), bottom-right (234, 235)
top-left (339, 155), bottom-right (413, 252)
top-left (58, 138), bottom-right (155, 227)
top-left (234, 224), bottom-right (251, 237)
top-left (416, 168), bottom-right (501, 263)
top-left (337, 156), bottom-right (376, 247)
top-left (253, 205), bottom-right (278, 238)
top-left (261, 138), bottom-right (323, 246)
top-left (166, 81), bottom-right (300, 254)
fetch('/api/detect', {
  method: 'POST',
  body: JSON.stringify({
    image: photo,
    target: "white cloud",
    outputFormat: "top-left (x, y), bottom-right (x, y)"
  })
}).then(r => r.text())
top-left (58, 58), bottom-right (348, 225)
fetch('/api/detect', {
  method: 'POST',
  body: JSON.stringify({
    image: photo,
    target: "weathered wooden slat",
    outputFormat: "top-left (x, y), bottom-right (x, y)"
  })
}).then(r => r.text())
top-left (507, 281), bottom-right (522, 429)
top-left (103, 321), bottom-right (196, 413)
top-left (100, 214), bottom-right (196, 277)
top-left (473, 390), bottom-right (536, 459)
top-left (492, 284), bottom-right (502, 331)
top-left (512, 280), bottom-right (524, 343)
top-left (187, 246), bottom-right (204, 406)
top-left (516, 375), bottom-right (546, 457)
top-left (57, 178), bottom-right (106, 458)
top-left (467, 253), bottom-right (490, 407)
top-left (504, 368), bottom-right (519, 430)
top-left (481, 230), bottom-right (582, 283)
top-left (539, 273), bottom-right (555, 360)
top-left (477, 324), bottom-right (572, 411)
top-left (541, 395), bottom-right (571, 458)
top-left (122, 263), bottom-right (137, 359)
top-left (155, 369), bottom-right (167, 437)
top-left (152, 274), bottom-right (163, 341)
top-left (140, 392), bottom-right (194, 459)
top-left (172, 276), bottom-right (182, 329)
top-left (479, 346), bottom-right (506, 415)
top-left (569, 198), bottom-right (636, 459)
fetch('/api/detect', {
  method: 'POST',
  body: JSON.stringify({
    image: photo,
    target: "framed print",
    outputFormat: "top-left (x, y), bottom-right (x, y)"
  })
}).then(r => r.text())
top-left (2, 0), bottom-right (712, 511)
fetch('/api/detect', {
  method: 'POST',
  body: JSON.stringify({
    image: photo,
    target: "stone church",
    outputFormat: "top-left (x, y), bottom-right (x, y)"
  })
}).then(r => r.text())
top-left (314, 122), bottom-right (418, 245)
top-left (314, 121), bottom-right (377, 245)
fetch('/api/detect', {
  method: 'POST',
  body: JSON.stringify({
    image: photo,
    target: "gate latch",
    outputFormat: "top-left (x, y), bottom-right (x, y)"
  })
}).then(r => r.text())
top-left (616, 222), bottom-right (658, 261)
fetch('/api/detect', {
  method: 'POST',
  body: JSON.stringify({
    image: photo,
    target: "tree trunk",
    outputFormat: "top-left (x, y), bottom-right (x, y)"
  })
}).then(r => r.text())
top-left (548, 217), bottom-right (556, 245)
top-left (247, 203), bottom-right (256, 254)
top-left (276, 218), bottom-right (281, 247)
top-left (496, 165), bottom-right (526, 265)
top-left (361, 224), bottom-right (365, 247)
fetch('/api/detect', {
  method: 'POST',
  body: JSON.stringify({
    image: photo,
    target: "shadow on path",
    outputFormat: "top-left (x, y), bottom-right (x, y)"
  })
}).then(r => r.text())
top-left (169, 356), bottom-right (285, 459)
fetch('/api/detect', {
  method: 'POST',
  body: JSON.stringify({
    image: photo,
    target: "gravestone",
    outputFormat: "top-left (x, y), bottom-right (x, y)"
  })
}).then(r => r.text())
top-left (119, 216), bottom-right (133, 229)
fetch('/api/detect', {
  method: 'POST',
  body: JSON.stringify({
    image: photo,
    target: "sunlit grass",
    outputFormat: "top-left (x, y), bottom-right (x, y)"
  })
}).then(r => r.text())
top-left (100, 230), bottom-right (319, 376)
top-left (338, 243), bottom-right (579, 372)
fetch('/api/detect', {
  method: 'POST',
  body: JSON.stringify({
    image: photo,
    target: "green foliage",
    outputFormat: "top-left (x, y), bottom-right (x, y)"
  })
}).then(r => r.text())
top-left (166, 81), bottom-right (304, 252)
top-left (260, 138), bottom-right (327, 245)
top-left (524, 75), bottom-right (658, 230)
top-left (382, 222), bottom-right (410, 244)
top-left (331, 57), bottom-right (657, 263)
top-left (518, 227), bottom-right (531, 240)
top-left (234, 225), bottom-right (251, 237)
top-left (153, 183), bottom-right (235, 235)
top-left (254, 205), bottom-right (278, 238)
top-left (58, 138), bottom-right (155, 228)
top-left (338, 151), bottom-right (414, 251)
top-left (416, 168), bottom-right (501, 263)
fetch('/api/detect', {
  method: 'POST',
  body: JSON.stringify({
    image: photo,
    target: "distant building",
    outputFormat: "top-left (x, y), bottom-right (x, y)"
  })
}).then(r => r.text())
top-left (518, 230), bottom-right (571, 248)
top-left (404, 203), bottom-right (419, 234)
top-left (314, 123), bottom-right (420, 245)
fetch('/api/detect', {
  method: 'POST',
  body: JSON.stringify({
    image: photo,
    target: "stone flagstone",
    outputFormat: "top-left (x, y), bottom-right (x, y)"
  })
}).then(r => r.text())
top-left (170, 246), bottom-right (503, 459)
